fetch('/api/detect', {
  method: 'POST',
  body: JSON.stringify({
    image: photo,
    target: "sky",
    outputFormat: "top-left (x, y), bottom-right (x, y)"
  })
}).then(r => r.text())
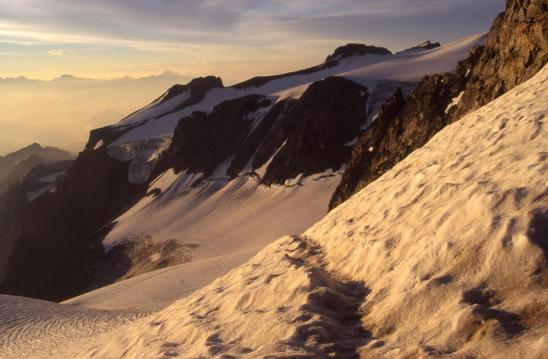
top-left (0, 0), bottom-right (505, 84)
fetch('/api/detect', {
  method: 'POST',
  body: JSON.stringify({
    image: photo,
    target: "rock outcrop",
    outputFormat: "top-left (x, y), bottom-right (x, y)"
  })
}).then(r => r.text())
top-left (325, 43), bottom-right (392, 62)
top-left (403, 40), bottom-right (441, 52)
top-left (452, 0), bottom-right (547, 119)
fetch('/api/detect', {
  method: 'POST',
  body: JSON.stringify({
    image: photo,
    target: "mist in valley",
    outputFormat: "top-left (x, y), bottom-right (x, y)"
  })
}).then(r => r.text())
top-left (0, 72), bottom-right (191, 155)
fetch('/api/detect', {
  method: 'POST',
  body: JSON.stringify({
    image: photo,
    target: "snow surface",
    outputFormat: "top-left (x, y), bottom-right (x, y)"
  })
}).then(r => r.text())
top-left (96, 168), bottom-right (342, 292)
top-left (118, 88), bottom-right (190, 126)
top-left (2, 61), bottom-right (545, 359)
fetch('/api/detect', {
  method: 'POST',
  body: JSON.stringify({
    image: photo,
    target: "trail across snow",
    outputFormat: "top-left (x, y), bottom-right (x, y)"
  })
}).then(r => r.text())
top-left (2, 63), bottom-right (544, 359)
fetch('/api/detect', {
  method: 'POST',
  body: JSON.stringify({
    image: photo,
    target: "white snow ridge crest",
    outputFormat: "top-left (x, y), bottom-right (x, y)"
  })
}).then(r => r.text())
top-left (4, 64), bottom-right (545, 359)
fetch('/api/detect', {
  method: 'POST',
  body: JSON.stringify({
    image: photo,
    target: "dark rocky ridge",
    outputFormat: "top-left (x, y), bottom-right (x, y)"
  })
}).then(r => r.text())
top-left (156, 77), bottom-right (368, 186)
top-left (325, 44), bottom-right (392, 62)
top-left (451, 0), bottom-right (547, 120)
top-left (258, 77), bottom-right (368, 183)
top-left (158, 94), bottom-right (273, 180)
top-left (330, 0), bottom-right (547, 209)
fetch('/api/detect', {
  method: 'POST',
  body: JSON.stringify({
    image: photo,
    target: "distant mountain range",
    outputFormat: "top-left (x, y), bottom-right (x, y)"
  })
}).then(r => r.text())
top-left (0, 71), bottom-right (192, 85)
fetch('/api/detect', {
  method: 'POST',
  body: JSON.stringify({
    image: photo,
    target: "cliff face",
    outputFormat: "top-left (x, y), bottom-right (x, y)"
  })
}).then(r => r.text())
top-left (259, 77), bottom-right (367, 184)
top-left (156, 77), bottom-right (368, 185)
top-left (453, 0), bottom-right (547, 119)
top-left (330, 0), bottom-right (547, 209)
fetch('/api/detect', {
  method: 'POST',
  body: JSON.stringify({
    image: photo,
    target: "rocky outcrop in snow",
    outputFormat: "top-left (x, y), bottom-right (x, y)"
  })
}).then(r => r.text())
top-left (330, 0), bottom-right (547, 208)
top-left (325, 43), bottom-right (392, 62)
top-left (452, 0), bottom-right (548, 120)
top-left (403, 40), bottom-right (441, 52)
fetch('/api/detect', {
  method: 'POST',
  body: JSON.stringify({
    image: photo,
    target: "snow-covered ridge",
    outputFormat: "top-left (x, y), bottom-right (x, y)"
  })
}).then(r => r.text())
top-left (34, 64), bottom-right (545, 359)
top-left (99, 33), bottom-right (485, 184)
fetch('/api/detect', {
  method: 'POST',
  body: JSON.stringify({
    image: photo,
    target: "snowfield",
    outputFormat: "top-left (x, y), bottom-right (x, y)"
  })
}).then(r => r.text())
top-left (1, 63), bottom-right (545, 358)
top-left (67, 171), bottom-right (342, 311)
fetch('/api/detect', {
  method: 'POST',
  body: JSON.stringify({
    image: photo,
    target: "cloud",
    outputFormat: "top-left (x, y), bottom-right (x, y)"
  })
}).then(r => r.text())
top-left (0, 0), bottom-right (504, 50)
top-left (0, 0), bottom-right (505, 82)
top-left (47, 49), bottom-right (70, 56)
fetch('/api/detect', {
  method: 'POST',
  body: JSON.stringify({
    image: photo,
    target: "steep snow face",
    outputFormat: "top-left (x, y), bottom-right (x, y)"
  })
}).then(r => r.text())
top-left (34, 65), bottom-right (546, 359)
top-left (105, 33), bottom-right (486, 183)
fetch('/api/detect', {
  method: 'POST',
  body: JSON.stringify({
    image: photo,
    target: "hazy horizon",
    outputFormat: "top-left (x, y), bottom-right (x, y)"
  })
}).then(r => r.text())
top-left (1, 0), bottom-right (504, 82)
top-left (0, 71), bottom-right (192, 155)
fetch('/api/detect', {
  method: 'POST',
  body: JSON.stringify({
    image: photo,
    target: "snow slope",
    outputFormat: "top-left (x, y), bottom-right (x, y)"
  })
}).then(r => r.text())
top-left (66, 171), bottom-right (342, 311)
top-left (3, 60), bottom-right (544, 359)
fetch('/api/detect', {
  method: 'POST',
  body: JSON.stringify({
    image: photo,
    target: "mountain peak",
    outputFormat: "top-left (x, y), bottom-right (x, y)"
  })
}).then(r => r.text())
top-left (26, 142), bottom-right (43, 150)
top-left (158, 70), bottom-right (179, 77)
top-left (325, 43), bottom-right (392, 63)
top-left (52, 74), bottom-right (91, 82)
top-left (57, 74), bottom-right (77, 80)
